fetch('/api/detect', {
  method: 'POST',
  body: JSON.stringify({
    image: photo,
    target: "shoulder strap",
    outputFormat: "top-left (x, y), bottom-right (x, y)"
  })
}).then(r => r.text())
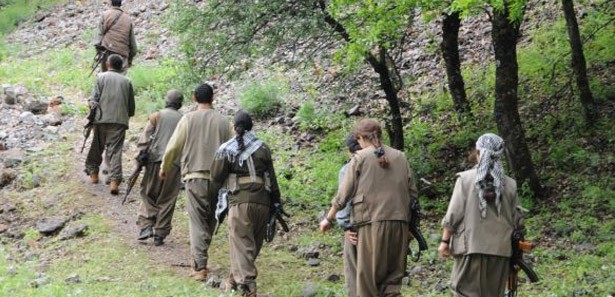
top-left (102, 10), bottom-right (124, 37)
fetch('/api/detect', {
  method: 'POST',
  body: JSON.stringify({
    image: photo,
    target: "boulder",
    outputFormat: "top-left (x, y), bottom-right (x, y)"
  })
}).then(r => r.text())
top-left (36, 216), bottom-right (67, 235)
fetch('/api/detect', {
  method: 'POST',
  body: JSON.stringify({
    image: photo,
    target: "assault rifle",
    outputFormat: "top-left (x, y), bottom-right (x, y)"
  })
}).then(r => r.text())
top-left (507, 230), bottom-right (540, 296)
top-left (265, 202), bottom-right (290, 242)
top-left (80, 103), bottom-right (100, 153)
top-left (408, 198), bottom-right (428, 261)
top-left (122, 150), bottom-right (148, 204)
top-left (89, 45), bottom-right (106, 77)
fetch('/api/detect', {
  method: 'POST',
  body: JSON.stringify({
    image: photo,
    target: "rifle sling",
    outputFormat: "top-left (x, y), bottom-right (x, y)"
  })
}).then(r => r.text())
top-left (102, 10), bottom-right (123, 39)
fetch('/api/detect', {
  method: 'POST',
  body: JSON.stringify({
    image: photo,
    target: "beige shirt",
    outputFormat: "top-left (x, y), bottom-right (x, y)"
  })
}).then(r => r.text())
top-left (442, 168), bottom-right (522, 257)
top-left (332, 145), bottom-right (417, 226)
top-left (137, 108), bottom-right (182, 163)
top-left (161, 109), bottom-right (231, 180)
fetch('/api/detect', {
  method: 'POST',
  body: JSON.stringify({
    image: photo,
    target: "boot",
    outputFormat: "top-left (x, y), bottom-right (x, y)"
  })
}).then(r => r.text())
top-left (153, 235), bottom-right (164, 246)
top-left (110, 180), bottom-right (119, 195)
top-left (89, 173), bottom-right (99, 184)
top-left (189, 268), bottom-right (208, 281)
top-left (240, 284), bottom-right (257, 297)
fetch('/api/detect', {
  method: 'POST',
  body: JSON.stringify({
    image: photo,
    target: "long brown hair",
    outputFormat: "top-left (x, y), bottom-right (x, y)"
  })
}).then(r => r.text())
top-left (354, 119), bottom-right (389, 168)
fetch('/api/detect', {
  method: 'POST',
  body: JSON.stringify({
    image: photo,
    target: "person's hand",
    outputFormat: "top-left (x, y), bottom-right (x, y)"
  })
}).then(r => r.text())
top-left (88, 100), bottom-right (98, 109)
top-left (438, 242), bottom-right (451, 259)
top-left (319, 218), bottom-right (331, 232)
top-left (345, 230), bottom-right (358, 245)
top-left (158, 170), bottom-right (166, 180)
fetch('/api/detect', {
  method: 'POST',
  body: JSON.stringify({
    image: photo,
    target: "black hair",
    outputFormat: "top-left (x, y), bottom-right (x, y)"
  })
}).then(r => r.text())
top-left (344, 132), bottom-right (361, 154)
top-left (111, 0), bottom-right (122, 7)
top-left (234, 110), bottom-right (253, 152)
top-left (107, 54), bottom-right (123, 71)
top-left (193, 84), bottom-right (214, 104)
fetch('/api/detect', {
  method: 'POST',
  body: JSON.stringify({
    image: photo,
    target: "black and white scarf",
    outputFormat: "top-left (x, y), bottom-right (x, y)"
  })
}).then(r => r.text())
top-left (475, 133), bottom-right (505, 219)
top-left (215, 131), bottom-right (263, 166)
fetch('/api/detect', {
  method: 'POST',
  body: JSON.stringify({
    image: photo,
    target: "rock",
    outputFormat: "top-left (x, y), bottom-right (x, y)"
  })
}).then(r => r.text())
top-left (65, 274), bottom-right (80, 284)
top-left (3, 85), bottom-right (17, 105)
top-left (46, 96), bottom-right (63, 114)
top-left (36, 216), bottom-right (66, 235)
top-left (1, 148), bottom-right (26, 168)
top-left (205, 275), bottom-right (221, 288)
top-left (19, 111), bottom-right (36, 123)
top-left (345, 104), bottom-right (361, 117)
top-left (326, 274), bottom-right (340, 282)
top-left (7, 266), bottom-right (17, 276)
top-left (144, 47), bottom-right (158, 60)
top-left (42, 111), bottom-right (63, 126)
top-left (299, 246), bottom-right (319, 259)
top-left (301, 282), bottom-right (319, 297)
top-left (30, 275), bottom-right (50, 288)
top-left (0, 168), bottom-right (17, 188)
top-left (0, 224), bottom-right (8, 233)
top-left (23, 97), bottom-right (48, 114)
top-left (409, 265), bottom-right (423, 275)
top-left (574, 243), bottom-right (596, 252)
top-left (306, 258), bottom-right (320, 267)
top-left (59, 224), bottom-right (88, 240)
top-left (402, 276), bottom-right (411, 286)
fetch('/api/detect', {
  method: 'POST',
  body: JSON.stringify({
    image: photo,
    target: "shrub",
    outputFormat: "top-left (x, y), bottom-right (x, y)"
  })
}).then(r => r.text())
top-left (239, 80), bottom-right (283, 118)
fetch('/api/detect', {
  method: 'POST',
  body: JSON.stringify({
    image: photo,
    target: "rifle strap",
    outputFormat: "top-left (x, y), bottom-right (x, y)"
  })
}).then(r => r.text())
top-left (101, 10), bottom-right (124, 43)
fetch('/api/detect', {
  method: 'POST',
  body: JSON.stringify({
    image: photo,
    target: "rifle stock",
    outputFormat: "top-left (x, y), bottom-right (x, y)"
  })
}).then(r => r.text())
top-left (121, 151), bottom-right (148, 204)
top-left (408, 198), bottom-right (428, 261)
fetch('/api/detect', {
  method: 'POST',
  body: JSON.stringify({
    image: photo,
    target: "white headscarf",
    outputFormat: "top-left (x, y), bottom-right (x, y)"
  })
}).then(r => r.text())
top-left (475, 133), bottom-right (505, 219)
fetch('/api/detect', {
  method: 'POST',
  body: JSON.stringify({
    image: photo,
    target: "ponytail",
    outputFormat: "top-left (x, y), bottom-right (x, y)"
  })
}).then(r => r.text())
top-left (371, 133), bottom-right (389, 168)
top-left (235, 126), bottom-right (246, 152)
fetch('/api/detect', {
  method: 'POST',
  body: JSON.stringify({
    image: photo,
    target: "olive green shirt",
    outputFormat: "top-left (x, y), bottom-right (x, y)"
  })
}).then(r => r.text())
top-left (91, 70), bottom-right (135, 128)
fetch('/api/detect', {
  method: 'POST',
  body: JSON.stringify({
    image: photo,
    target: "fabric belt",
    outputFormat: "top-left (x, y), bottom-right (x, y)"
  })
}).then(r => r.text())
top-left (237, 176), bottom-right (264, 185)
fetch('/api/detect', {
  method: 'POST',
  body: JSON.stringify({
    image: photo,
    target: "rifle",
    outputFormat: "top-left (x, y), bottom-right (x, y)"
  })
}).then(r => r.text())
top-left (265, 202), bottom-right (290, 242)
top-left (122, 150), bottom-right (148, 204)
top-left (89, 45), bottom-right (106, 77)
top-left (508, 230), bottom-right (540, 297)
top-left (80, 103), bottom-right (100, 153)
top-left (408, 198), bottom-right (428, 261)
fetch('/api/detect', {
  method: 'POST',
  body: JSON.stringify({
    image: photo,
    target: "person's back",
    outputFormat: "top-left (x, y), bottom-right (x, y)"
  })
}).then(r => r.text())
top-left (180, 109), bottom-right (230, 175)
top-left (93, 70), bottom-right (135, 127)
top-left (96, 0), bottom-right (137, 71)
top-left (147, 107), bottom-right (183, 163)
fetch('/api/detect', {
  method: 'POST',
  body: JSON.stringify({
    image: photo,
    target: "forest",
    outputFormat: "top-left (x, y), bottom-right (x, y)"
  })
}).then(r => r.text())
top-left (0, 0), bottom-right (613, 296)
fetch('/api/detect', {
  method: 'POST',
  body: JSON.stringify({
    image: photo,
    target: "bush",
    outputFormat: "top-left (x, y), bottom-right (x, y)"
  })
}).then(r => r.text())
top-left (239, 80), bottom-right (283, 118)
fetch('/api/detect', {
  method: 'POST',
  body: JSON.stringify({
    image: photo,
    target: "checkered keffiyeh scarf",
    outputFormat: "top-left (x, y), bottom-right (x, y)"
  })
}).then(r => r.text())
top-left (215, 131), bottom-right (263, 166)
top-left (475, 133), bottom-right (505, 219)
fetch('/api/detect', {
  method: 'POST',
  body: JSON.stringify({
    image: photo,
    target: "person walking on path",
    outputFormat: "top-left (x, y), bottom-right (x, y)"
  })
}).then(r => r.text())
top-left (135, 90), bottom-right (184, 246)
top-left (319, 119), bottom-right (418, 297)
top-left (159, 83), bottom-right (232, 281)
top-left (85, 54), bottom-right (135, 195)
top-left (438, 133), bottom-right (526, 297)
top-left (335, 132), bottom-right (362, 297)
top-left (95, 0), bottom-right (137, 72)
top-left (211, 110), bottom-right (282, 297)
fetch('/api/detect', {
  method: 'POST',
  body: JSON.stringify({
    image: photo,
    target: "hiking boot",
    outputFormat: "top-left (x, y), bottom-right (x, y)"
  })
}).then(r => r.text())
top-left (239, 284), bottom-right (257, 297)
top-left (189, 268), bottom-right (208, 281)
top-left (153, 235), bottom-right (164, 246)
top-left (138, 227), bottom-right (153, 240)
top-left (224, 278), bottom-right (238, 292)
top-left (89, 173), bottom-right (99, 184)
top-left (110, 180), bottom-right (119, 195)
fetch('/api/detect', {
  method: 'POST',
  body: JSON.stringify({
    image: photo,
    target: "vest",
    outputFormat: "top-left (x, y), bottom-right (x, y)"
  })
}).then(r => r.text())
top-left (148, 108), bottom-right (182, 163)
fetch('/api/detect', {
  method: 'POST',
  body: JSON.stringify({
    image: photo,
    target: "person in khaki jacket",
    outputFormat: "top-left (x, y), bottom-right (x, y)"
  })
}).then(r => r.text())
top-left (438, 133), bottom-right (525, 297)
top-left (135, 90), bottom-right (183, 246)
top-left (320, 119), bottom-right (418, 297)
top-left (96, 0), bottom-right (137, 71)
top-left (211, 110), bottom-right (282, 297)
top-left (85, 54), bottom-right (135, 195)
top-left (159, 83), bottom-right (232, 281)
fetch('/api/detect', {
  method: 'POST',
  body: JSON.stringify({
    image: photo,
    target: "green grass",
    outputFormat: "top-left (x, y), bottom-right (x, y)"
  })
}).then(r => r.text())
top-left (239, 80), bottom-right (285, 118)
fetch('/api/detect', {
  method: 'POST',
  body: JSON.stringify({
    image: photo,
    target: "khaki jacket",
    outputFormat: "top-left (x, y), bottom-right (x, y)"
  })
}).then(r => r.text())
top-left (92, 70), bottom-right (135, 127)
top-left (161, 109), bottom-right (231, 179)
top-left (332, 145), bottom-right (417, 226)
top-left (442, 168), bottom-right (523, 257)
top-left (137, 108), bottom-right (182, 163)
top-left (97, 7), bottom-right (137, 60)
top-left (211, 144), bottom-right (281, 207)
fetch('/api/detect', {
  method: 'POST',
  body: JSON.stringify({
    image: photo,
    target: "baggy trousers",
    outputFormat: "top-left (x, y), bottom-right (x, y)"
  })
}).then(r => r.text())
top-left (343, 235), bottom-right (358, 297)
top-left (356, 221), bottom-right (409, 297)
top-left (137, 162), bottom-right (181, 238)
top-left (451, 254), bottom-right (510, 297)
top-left (85, 123), bottom-right (126, 182)
top-left (184, 178), bottom-right (218, 270)
top-left (228, 203), bottom-right (270, 290)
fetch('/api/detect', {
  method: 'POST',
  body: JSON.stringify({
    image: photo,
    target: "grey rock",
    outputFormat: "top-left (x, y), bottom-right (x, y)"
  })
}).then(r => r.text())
top-left (574, 243), bottom-right (596, 252)
top-left (402, 276), bottom-right (411, 286)
top-left (30, 275), bottom-right (50, 288)
top-left (409, 265), bottom-right (423, 275)
top-left (301, 282), bottom-right (319, 297)
top-left (41, 113), bottom-right (62, 126)
top-left (0, 223), bottom-right (7, 233)
top-left (1, 148), bottom-right (25, 168)
top-left (0, 168), bottom-right (17, 188)
top-left (7, 266), bottom-right (17, 276)
top-left (3, 85), bottom-right (16, 105)
top-left (65, 274), bottom-right (80, 284)
top-left (326, 274), bottom-right (340, 282)
top-left (306, 258), bottom-right (320, 267)
top-left (19, 111), bottom-right (36, 123)
top-left (36, 216), bottom-right (66, 235)
top-left (59, 224), bottom-right (88, 240)
top-left (23, 98), bottom-right (48, 114)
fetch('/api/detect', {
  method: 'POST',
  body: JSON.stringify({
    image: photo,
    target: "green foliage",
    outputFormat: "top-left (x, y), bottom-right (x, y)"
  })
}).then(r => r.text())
top-left (239, 80), bottom-right (284, 118)
top-left (451, 0), bottom-right (526, 22)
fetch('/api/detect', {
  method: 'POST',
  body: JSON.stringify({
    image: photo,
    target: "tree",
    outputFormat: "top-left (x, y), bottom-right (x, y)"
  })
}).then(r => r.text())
top-left (453, 0), bottom-right (542, 196)
top-left (440, 11), bottom-right (472, 117)
top-left (171, 0), bottom-right (416, 149)
top-left (561, 0), bottom-right (596, 124)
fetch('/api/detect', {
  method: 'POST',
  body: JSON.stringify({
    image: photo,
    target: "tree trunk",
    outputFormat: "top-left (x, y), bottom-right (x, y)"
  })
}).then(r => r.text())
top-left (441, 11), bottom-right (472, 117)
top-left (491, 10), bottom-right (542, 197)
top-left (318, 1), bottom-right (405, 149)
top-left (561, 0), bottom-right (596, 123)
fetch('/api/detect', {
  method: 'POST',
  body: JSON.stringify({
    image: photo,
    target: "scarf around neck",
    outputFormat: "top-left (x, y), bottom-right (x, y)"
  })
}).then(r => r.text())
top-left (475, 133), bottom-right (505, 219)
top-left (215, 131), bottom-right (263, 166)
